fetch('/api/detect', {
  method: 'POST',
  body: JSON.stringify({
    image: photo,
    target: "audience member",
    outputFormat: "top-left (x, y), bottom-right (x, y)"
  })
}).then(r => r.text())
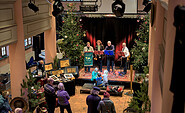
top-left (102, 70), bottom-right (109, 86)
top-left (97, 92), bottom-right (116, 113)
top-left (57, 83), bottom-right (72, 113)
top-left (96, 73), bottom-right (103, 87)
top-left (91, 68), bottom-right (99, 85)
top-left (44, 78), bottom-right (56, 113)
top-left (15, 108), bottom-right (22, 113)
top-left (86, 87), bottom-right (101, 113)
top-left (0, 91), bottom-right (13, 113)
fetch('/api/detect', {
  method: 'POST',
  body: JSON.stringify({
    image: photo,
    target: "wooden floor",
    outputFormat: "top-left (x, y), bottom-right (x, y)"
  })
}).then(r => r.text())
top-left (54, 86), bottom-right (132, 113)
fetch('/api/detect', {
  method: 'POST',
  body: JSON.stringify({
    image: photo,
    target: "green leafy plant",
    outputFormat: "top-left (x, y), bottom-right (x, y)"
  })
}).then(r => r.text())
top-left (21, 69), bottom-right (45, 112)
top-left (53, 56), bottom-right (59, 70)
top-left (57, 3), bottom-right (85, 69)
top-left (129, 80), bottom-right (151, 113)
top-left (130, 14), bottom-right (149, 73)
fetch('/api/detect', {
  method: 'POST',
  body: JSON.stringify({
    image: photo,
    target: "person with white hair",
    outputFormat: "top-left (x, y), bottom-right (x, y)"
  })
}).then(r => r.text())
top-left (44, 78), bottom-right (56, 113)
top-left (122, 42), bottom-right (129, 74)
top-left (84, 42), bottom-right (94, 73)
top-left (105, 41), bottom-right (115, 72)
top-left (57, 83), bottom-right (72, 113)
top-left (15, 108), bottom-right (22, 113)
top-left (102, 70), bottom-right (109, 86)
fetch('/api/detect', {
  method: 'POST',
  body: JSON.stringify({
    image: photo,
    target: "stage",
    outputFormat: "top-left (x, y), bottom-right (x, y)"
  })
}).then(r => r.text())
top-left (78, 66), bottom-right (135, 82)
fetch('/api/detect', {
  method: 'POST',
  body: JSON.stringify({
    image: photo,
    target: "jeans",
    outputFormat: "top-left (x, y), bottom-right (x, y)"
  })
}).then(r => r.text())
top-left (85, 66), bottom-right (90, 72)
top-left (97, 57), bottom-right (103, 72)
top-left (122, 57), bottom-right (127, 74)
top-left (60, 104), bottom-right (72, 113)
top-left (107, 56), bottom-right (114, 72)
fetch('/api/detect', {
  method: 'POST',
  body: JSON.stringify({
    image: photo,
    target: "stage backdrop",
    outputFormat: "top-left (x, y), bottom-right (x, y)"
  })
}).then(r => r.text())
top-left (82, 17), bottom-right (138, 64)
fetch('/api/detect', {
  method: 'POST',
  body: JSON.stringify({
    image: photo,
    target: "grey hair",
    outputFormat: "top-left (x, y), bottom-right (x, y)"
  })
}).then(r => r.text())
top-left (107, 41), bottom-right (111, 44)
top-left (90, 89), bottom-right (99, 95)
top-left (15, 108), bottom-right (22, 113)
top-left (58, 83), bottom-right (65, 90)
top-left (48, 78), bottom-right (54, 83)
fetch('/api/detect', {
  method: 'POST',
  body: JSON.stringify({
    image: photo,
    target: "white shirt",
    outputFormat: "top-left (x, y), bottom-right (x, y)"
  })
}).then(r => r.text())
top-left (102, 74), bottom-right (108, 84)
top-left (122, 47), bottom-right (129, 58)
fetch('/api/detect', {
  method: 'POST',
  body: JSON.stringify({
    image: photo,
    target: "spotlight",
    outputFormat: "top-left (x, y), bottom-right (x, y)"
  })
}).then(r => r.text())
top-left (112, 0), bottom-right (125, 17)
top-left (28, 1), bottom-right (39, 13)
top-left (143, 2), bottom-right (152, 13)
top-left (142, 0), bottom-right (151, 6)
top-left (52, 0), bottom-right (64, 17)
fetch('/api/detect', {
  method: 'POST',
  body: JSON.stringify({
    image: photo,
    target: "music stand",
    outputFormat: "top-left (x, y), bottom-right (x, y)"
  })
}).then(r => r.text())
top-left (104, 50), bottom-right (114, 55)
top-left (117, 51), bottom-right (125, 57)
top-left (94, 51), bottom-right (104, 55)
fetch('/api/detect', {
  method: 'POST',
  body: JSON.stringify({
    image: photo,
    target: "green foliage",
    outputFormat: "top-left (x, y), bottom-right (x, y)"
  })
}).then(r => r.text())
top-left (53, 56), bottom-right (59, 70)
top-left (57, 3), bottom-right (85, 69)
top-left (130, 15), bottom-right (149, 72)
top-left (21, 69), bottom-right (45, 112)
top-left (129, 81), bottom-right (151, 113)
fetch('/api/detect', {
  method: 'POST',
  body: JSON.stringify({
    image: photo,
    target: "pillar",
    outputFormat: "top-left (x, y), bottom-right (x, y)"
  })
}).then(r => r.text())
top-left (44, 3), bottom-right (56, 63)
top-left (9, 0), bottom-right (26, 98)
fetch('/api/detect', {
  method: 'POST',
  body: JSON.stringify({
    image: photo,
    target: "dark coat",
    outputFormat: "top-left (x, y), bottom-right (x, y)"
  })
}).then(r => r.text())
top-left (86, 94), bottom-right (101, 113)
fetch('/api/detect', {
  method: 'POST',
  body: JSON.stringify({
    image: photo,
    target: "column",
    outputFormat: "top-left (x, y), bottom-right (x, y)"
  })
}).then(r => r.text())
top-left (9, 0), bottom-right (26, 98)
top-left (44, 3), bottom-right (56, 63)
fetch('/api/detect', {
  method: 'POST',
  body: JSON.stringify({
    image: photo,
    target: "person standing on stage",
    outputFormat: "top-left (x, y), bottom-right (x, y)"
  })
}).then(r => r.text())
top-left (122, 43), bottom-right (129, 75)
top-left (95, 40), bottom-right (104, 72)
top-left (105, 41), bottom-right (115, 72)
top-left (83, 42), bottom-right (94, 73)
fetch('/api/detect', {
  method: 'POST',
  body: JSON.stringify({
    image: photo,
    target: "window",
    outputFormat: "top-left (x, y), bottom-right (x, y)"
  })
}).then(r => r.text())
top-left (1, 47), bottom-right (6, 56)
top-left (0, 46), bottom-right (8, 59)
top-left (24, 37), bottom-right (33, 49)
top-left (24, 39), bottom-right (28, 46)
top-left (28, 37), bottom-right (32, 45)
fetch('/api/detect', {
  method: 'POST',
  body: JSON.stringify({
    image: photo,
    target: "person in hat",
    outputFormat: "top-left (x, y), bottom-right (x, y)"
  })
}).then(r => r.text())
top-left (86, 87), bottom-right (101, 113)
top-left (57, 83), bottom-right (72, 113)
top-left (44, 78), bottom-right (56, 113)
top-left (97, 92), bottom-right (116, 113)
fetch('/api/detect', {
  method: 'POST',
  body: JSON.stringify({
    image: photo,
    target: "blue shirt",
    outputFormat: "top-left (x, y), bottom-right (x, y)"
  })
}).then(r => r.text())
top-left (96, 77), bottom-right (103, 86)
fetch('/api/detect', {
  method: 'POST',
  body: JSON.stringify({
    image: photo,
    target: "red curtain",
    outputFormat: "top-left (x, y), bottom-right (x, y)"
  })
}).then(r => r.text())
top-left (82, 17), bottom-right (138, 62)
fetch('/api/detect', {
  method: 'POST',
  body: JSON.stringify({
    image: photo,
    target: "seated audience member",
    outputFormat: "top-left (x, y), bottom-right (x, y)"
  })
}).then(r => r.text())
top-left (102, 70), bottom-right (109, 86)
top-left (96, 73), bottom-right (103, 87)
top-left (86, 87), bottom-right (101, 113)
top-left (97, 92), bottom-right (116, 113)
top-left (57, 83), bottom-right (72, 113)
top-left (91, 68), bottom-right (99, 84)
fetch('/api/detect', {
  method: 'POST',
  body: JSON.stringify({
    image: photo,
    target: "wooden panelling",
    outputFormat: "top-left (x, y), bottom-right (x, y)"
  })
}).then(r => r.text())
top-left (24, 17), bottom-right (51, 38)
top-left (0, 4), bottom-right (15, 29)
top-left (22, 0), bottom-right (52, 38)
top-left (0, 26), bottom-right (17, 47)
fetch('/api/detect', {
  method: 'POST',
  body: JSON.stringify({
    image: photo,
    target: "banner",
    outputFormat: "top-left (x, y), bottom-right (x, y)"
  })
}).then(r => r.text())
top-left (84, 52), bottom-right (93, 66)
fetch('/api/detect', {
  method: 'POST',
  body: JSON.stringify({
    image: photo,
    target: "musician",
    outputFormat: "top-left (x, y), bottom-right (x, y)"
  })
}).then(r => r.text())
top-left (95, 40), bottom-right (104, 72)
top-left (83, 42), bottom-right (94, 73)
top-left (122, 43), bottom-right (129, 74)
top-left (105, 41), bottom-right (115, 72)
